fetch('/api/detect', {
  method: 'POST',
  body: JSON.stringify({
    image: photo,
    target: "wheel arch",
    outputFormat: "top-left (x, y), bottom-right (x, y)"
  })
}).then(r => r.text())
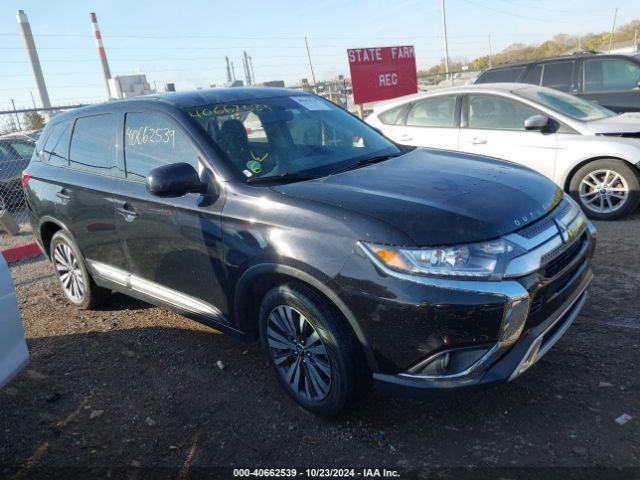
top-left (562, 155), bottom-right (636, 192)
top-left (234, 263), bottom-right (379, 373)
top-left (38, 217), bottom-right (70, 258)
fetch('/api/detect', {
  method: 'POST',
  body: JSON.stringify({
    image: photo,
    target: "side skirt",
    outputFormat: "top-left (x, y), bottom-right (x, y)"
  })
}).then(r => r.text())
top-left (87, 260), bottom-right (249, 340)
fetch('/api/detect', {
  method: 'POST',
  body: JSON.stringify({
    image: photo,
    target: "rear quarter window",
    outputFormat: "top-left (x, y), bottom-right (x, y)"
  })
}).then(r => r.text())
top-left (42, 121), bottom-right (73, 167)
top-left (69, 114), bottom-right (117, 175)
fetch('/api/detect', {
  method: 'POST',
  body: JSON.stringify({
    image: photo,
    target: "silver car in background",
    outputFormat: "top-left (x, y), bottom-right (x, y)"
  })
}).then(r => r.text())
top-left (0, 255), bottom-right (28, 388)
top-left (367, 83), bottom-right (640, 220)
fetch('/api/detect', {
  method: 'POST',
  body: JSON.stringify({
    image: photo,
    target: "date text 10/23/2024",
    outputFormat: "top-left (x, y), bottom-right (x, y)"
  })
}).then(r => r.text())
top-left (233, 468), bottom-right (401, 478)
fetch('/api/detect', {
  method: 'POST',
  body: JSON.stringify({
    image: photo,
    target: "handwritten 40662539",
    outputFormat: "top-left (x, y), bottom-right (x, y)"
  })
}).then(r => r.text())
top-left (126, 126), bottom-right (176, 149)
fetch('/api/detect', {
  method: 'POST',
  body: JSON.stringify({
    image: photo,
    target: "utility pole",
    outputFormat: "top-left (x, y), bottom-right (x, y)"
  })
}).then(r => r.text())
top-left (488, 34), bottom-right (493, 68)
top-left (608, 7), bottom-right (618, 53)
top-left (90, 12), bottom-right (113, 97)
top-left (634, 28), bottom-right (638, 52)
top-left (16, 10), bottom-right (51, 109)
top-left (440, 0), bottom-right (451, 84)
top-left (304, 36), bottom-right (317, 88)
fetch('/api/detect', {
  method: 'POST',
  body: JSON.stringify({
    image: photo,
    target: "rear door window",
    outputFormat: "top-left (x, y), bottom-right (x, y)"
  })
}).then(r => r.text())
top-left (477, 66), bottom-right (525, 83)
top-left (124, 111), bottom-right (199, 181)
top-left (584, 58), bottom-right (640, 92)
top-left (406, 95), bottom-right (457, 127)
top-left (541, 61), bottom-right (575, 92)
top-left (42, 121), bottom-right (72, 167)
top-left (69, 114), bottom-right (116, 175)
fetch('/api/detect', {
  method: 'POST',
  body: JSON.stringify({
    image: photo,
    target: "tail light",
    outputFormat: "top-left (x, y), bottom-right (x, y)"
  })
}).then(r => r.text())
top-left (21, 171), bottom-right (32, 190)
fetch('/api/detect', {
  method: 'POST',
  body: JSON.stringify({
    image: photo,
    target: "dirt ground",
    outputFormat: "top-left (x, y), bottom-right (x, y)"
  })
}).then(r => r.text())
top-left (1, 212), bottom-right (639, 479)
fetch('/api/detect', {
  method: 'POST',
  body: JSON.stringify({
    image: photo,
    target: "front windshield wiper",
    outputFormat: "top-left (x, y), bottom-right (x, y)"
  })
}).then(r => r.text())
top-left (333, 153), bottom-right (402, 175)
top-left (246, 172), bottom-right (320, 185)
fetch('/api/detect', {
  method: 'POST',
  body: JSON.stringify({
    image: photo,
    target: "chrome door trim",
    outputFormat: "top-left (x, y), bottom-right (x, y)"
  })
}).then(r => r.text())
top-left (86, 260), bottom-right (222, 321)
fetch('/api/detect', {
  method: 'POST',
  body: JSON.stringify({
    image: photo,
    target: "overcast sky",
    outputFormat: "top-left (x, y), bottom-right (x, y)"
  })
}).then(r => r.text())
top-left (0, 0), bottom-right (637, 109)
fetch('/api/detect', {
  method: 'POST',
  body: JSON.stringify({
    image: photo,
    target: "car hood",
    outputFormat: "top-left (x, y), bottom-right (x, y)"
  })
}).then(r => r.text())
top-left (272, 149), bottom-right (563, 246)
top-left (586, 112), bottom-right (640, 135)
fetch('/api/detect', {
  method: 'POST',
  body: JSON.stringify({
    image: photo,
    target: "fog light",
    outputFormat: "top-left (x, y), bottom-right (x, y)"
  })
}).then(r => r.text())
top-left (410, 346), bottom-right (491, 377)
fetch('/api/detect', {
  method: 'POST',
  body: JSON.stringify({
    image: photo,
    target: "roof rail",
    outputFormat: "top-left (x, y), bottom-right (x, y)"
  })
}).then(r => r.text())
top-left (572, 49), bottom-right (599, 55)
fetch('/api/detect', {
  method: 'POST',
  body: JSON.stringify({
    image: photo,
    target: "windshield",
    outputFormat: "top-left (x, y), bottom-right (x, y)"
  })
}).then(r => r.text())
top-left (184, 94), bottom-right (400, 181)
top-left (514, 86), bottom-right (616, 121)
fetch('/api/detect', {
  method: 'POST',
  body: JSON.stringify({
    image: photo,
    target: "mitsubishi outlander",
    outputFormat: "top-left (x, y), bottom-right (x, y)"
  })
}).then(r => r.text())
top-left (24, 88), bottom-right (596, 416)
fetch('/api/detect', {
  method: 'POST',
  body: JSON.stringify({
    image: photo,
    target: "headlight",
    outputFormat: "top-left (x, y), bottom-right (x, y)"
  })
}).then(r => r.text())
top-left (361, 239), bottom-right (524, 279)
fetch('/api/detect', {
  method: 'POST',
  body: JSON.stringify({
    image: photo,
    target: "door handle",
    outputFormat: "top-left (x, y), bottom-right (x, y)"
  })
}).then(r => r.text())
top-left (470, 137), bottom-right (487, 145)
top-left (400, 134), bottom-right (413, 142)
top-left (55, 189), bottom-right (71, 201)
top-left (116, 204), bottom-right (139, 222)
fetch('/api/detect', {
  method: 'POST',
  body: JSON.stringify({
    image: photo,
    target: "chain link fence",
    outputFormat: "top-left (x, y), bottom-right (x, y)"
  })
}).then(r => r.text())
top-left (0, 105), bottom-right (85, 247)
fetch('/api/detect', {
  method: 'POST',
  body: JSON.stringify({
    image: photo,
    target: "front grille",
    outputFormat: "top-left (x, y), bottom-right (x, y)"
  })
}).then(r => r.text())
top-left (529, 293), bottom-right (546, 316)
top-left (526, 231), bottom-right (590, 330)
top-left (542, 232), bottom-right (588, 278)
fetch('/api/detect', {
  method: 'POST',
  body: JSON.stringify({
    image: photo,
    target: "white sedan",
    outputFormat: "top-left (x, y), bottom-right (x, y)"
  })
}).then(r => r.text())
top-left (367, 83), bottom-right (640, 220)
top-left (0, 254), bottom-right (28, 388)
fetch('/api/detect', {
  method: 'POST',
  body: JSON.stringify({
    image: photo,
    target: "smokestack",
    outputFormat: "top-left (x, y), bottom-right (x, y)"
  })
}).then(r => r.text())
top-left (230, 62), bottom-right (236, 81)
top-left (16, 10), bottom-right (51, 108)
top-left (225, 56), bottom-right (232, 83)
top-left (243, 51), bottom-right (253, 86)
top-left (90, 12), bottom-right (112, 97)
top-left (248, 55), bottom-right (256, 85)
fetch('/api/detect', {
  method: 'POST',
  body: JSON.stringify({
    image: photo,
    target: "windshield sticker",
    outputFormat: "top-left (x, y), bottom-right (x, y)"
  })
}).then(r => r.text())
top-left (242, 169), bottom-right (253, 177)
top-left (290, 96), bottom-right (332, 111)
top-left (126, 127), bottom-right (175, 148)
top-left (246, 160), bottom-right (263, 174)
top-left (188, 104), bottom-right (272, 118)
top-left (250, 151), bottom-right (269, 162)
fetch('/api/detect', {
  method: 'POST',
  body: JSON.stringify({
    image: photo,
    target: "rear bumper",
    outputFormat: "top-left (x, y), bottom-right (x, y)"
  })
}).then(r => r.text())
top-left (373, 268), bottom-right (591, 397)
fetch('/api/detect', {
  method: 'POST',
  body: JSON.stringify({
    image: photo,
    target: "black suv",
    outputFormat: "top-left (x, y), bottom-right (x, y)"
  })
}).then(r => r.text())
top-left (24, 88), bottom-right (596, 416)
top-left (475, 52), bottom-right (640, 112)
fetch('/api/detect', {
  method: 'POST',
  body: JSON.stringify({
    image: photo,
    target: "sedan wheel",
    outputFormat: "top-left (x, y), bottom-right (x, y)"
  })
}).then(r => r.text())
top-left (53, 243), bottom-right (85, 302)
top-left (579, 169), bottom-right (628, 215)
top-left (266, 305), bottom-right (332, 401)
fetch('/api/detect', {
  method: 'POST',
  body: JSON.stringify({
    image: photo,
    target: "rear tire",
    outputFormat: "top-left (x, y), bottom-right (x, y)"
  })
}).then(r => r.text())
top-left (569, 159), bottom-right (640, 220)
top-left (50, 230), bottom-right (109, 309)
top-left (259, 282), bottom-right (369, 417)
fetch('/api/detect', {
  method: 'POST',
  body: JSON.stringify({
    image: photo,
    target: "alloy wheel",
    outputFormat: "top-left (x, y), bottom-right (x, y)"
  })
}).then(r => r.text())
top-left (266, 305), bottom-right (332, 401)
top-left (53, 243), bottom-right (85, 302)
top-left (579, 169), bottom-right (629, 214)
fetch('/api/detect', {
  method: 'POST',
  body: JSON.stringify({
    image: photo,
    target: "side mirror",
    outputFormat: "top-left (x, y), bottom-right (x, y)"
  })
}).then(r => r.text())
top-left (524, 115), bottom-right (551, 132)
top-left (146, 162), bottom-right (204, 198)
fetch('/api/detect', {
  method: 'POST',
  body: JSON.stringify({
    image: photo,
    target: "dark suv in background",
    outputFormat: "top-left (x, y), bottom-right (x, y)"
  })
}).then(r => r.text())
top-left (475, 52), bottom-right (640, 112)
top-left (24, 88), bottom-right (596, 416)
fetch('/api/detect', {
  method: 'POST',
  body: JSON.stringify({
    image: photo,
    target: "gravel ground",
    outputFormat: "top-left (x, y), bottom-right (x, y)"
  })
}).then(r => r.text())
top-left (1, 212), bottom-right (639, 478)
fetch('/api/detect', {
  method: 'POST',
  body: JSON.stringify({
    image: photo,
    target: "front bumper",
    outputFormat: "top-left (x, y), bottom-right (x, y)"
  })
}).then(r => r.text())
top-left (373, 267), bottom-right (591, 396)
top-left (336, 196), bottom-right (597, 393)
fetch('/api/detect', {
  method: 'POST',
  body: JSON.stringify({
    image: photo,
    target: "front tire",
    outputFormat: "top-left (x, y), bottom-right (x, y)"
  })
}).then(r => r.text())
top-left (569, 159), bottom-right (640, 220)
top-left (259, 283), bottom-right (369, 417)
top-left (50, 230), bottom-right (109, 309)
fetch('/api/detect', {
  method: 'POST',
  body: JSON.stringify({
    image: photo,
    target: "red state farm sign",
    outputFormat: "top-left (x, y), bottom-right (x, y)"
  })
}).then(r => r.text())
top-left (347, 46), bottom-right (417, 104)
